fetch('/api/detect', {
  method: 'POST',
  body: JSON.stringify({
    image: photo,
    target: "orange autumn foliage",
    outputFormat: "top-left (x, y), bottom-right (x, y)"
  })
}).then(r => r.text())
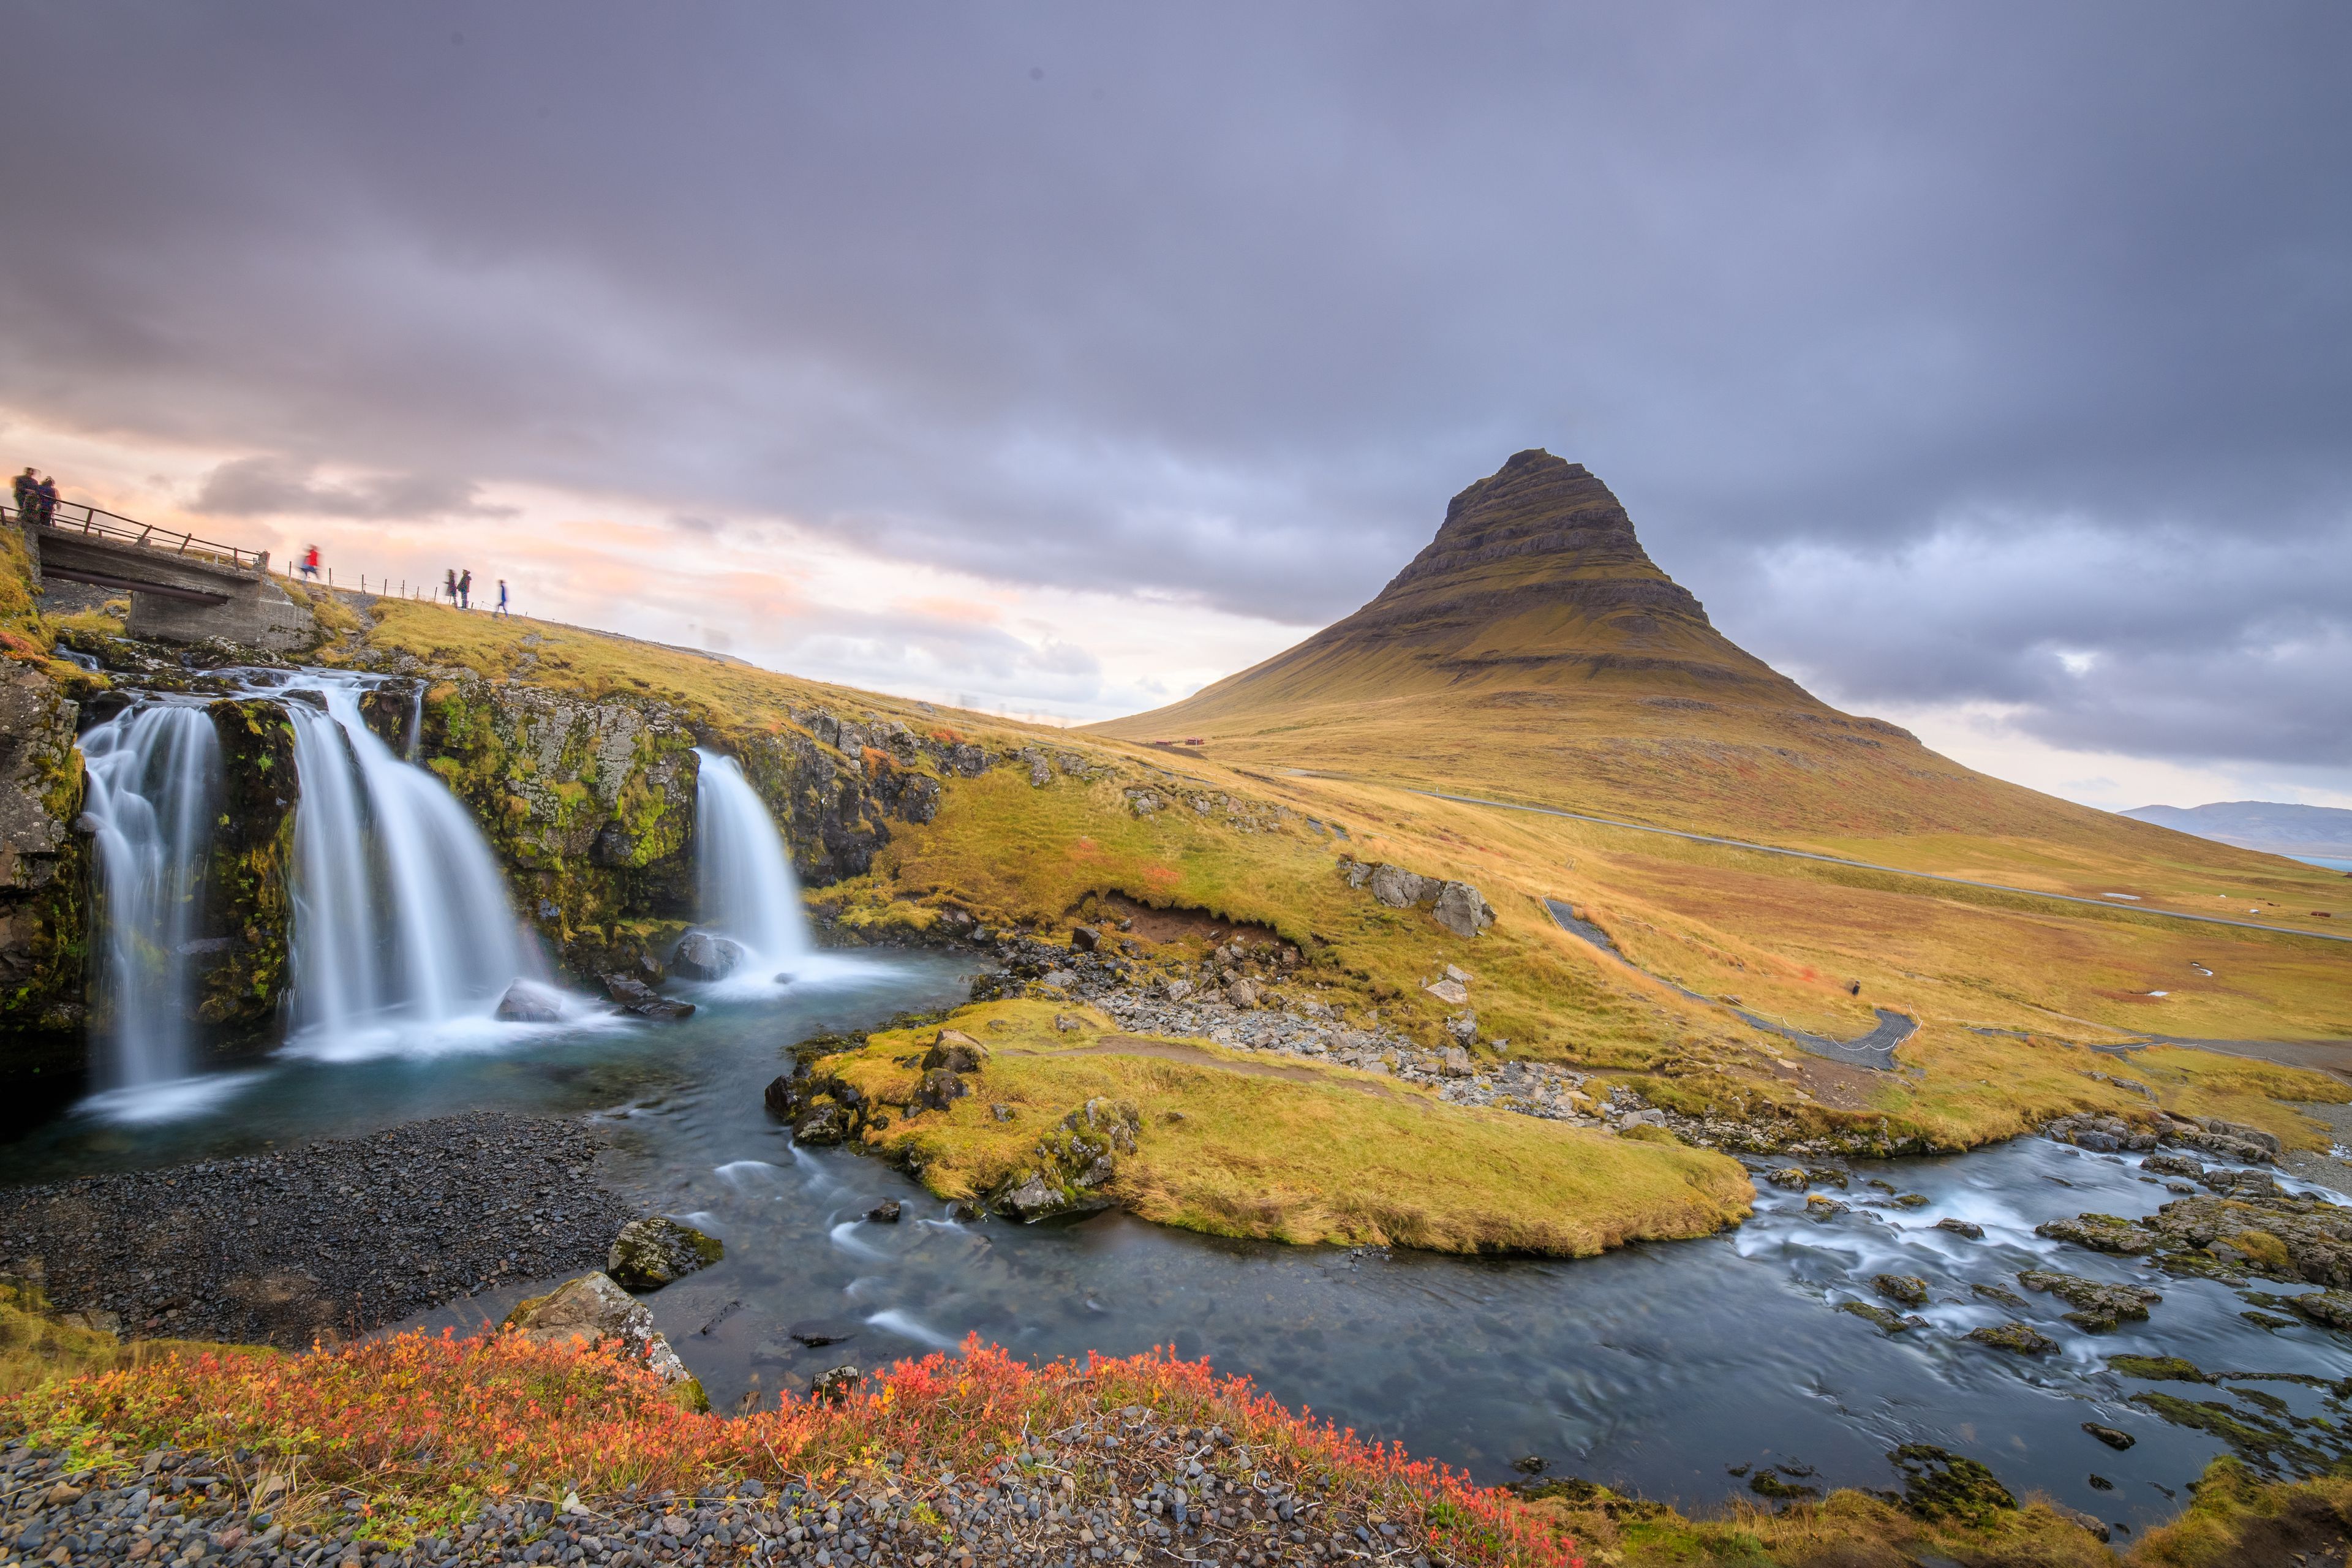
top-left (7, 1332), bottom-right (1580, 1568)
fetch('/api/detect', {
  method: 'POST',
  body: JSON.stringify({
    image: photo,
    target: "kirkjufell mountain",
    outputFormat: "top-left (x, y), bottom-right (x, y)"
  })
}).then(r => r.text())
top-left (1096, 451), bottom-right (2291, 868)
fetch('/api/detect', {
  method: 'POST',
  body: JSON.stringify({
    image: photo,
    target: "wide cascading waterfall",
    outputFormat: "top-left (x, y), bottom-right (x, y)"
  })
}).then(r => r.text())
top-left (282, 684), bottom-right (528, 1049)
top-left (691, 749), bottom-right (812, 976)
top-left (77, 704), bottom-right (222, 1091)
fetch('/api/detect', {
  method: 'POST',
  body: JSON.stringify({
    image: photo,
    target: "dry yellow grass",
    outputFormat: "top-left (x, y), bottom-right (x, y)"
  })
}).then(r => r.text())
top-left (822, 999), bottom-right (1755, 1254)
top-left (344, 582), bottom-right (2350, 1170)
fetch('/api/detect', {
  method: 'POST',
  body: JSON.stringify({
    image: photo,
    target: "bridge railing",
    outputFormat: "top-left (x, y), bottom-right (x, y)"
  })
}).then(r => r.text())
top-left (4, 500), bottom-right (265, 571)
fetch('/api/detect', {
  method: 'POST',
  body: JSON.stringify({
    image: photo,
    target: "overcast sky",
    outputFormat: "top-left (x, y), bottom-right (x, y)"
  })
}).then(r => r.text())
top-left (5, 4), bottom-right (2348, 809)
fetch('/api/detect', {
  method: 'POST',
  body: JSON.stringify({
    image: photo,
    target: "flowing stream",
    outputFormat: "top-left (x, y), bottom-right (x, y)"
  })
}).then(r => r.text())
top-left (10, 958), bottom-right (2343, 1540)
top-left (75, 703), bottom-right (222, 1112)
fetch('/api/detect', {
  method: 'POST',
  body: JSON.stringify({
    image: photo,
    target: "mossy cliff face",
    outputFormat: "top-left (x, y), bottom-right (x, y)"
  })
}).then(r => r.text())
top-left (414, 679), bottom-right (703, 978)
top-left (195, 698), bottom-right (297, 1049)
top-left (0, 661), bottom-right (87, 1085)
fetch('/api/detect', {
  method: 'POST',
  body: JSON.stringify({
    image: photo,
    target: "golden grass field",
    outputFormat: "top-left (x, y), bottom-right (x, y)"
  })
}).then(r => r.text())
top-left (329, 590), bottom-right (2350, 1169)
top-left (821, 998), bottom-right (1755, 1254)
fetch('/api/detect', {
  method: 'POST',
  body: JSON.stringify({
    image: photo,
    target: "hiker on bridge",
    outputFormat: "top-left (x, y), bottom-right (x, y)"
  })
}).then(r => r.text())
top-left (443, 568), bottom-right (458, 606)
top-left (495, 578), bottom-right (509, 617)
top-left (299, 544), bottom-right (322, 581)
top-left (458, 568), bottom-right (473, 609)
top-left (34, 475), bottom-right (56, 525)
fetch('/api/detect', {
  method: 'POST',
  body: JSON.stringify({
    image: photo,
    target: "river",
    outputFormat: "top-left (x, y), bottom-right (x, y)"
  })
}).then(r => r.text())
top-left (4, 951), bottom-right (2346, 1542)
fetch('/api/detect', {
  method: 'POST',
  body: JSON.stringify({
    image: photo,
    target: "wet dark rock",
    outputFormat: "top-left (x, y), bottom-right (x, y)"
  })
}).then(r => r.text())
top-left (1970, 1281), bottom-right (2025, 1307)
top-left (494, 981), bottom-right (565, 1022)
top-left (1934, 1218), bottom-right (1985, 1240)
top-left (1967, 1322), bottom-right (2060, 1355)
top-left (601, 971), bottom-right (695, 1021)
top-left (2043, 1112), bottom-right (2156, 1153)
top-left (1872, 1273), bottom-right (1929, 1305)
top-left (671, 929), bottom-right (747, 981)
top-left (865, 1200), bottom-right (903, 1224)
top-left (916, 1067), bottom-right (971, 1114)
top-left (2082, 1422), bottom-right (2137, 1450)
top-left (1838, 1301), bottom-right (1923, 1333)
top-left (2105, 1354), bottom-right (2209, 1383)
top-left (2290, 1288), bottom-right (2352, 1329)
top-left (2035, 1212), bottom-right (2158, 1255)
top-left (1766, 1167), bottom-right (1807, 1190)
top-left (0, 1112), bottom-right (628, 1346)
top-left (2017, 1270), bottom-right (2162, 1331)
top-left (1890, 1444), bottom-right (2016, 1524)
top-left (606, 1216), bottom-right (724, 1291)
top-left (788, 1319), bottom-right (859, 1347)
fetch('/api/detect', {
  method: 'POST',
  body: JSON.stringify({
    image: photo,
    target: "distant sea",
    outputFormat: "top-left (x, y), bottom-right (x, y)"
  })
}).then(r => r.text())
top-left (2294, 854), bottom-right (2352, 872)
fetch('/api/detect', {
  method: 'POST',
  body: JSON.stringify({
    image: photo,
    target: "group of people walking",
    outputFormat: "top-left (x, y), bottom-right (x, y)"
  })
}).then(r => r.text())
top-left (443, 568), bottom-right (509, 616)
top-left (10, 467), bottom-right (59, 524)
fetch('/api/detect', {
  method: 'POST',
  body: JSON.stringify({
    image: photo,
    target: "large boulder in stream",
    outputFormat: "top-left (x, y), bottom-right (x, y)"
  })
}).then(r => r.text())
top-left (670, 930), bottom-right (747, 981)
top-left (504, 1271), bottom-right (706, 1409)
top-left (608, 1215), bottom-right (724, 1291)
top-left (494, 981), bottom-right (565, 1023)
top-left (601, 972), bottom-right (695, 1022)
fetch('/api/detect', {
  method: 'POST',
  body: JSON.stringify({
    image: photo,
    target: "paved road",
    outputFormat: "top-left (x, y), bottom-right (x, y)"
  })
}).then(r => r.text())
top-left (1544, 899), bottom-right (1913, 1069)
top-left (1422, 790), bottom-right (2352, 945)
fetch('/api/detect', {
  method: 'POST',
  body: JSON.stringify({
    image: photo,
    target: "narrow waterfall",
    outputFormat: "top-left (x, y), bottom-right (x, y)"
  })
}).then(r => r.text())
top-left (692, 749), bottom-right (812, 974)
top-left (78, 704), bottom-right (221, 1089)
top-left (283, 684), bottom-right (527, 1047)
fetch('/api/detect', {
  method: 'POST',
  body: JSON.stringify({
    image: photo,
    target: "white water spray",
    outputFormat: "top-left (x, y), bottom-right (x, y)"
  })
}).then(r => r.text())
top-left (283, 682), bottom-right (529, 1049)
top-left (692, 749), bottom-right (811, 973)
top-left (78, 705), bottom-right (221, 1090)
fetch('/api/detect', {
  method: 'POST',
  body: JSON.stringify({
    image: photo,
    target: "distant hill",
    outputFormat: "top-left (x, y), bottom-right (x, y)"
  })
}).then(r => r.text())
top-left (2120, 801), bottom-right (2352, 860)
top-left (1091, 450), bottom-right (2263, 867)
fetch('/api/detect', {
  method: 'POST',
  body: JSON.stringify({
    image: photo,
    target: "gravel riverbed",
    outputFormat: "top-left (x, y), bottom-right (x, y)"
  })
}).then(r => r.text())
top-left (0, 1112), bottom-right (633, 1346)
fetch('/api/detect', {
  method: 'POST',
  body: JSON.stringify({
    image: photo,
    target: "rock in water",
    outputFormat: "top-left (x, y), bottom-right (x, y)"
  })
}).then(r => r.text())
top-left (601, 972), bottom-right (695, 1022)
top-left (1967, 1322), bottom-right (2059, 1355)
top-left (2016, 1269), bottom-right (2162, 1331)
top-left (494, 981), bottom-right (565, 1022)
top-left (670, 930), bottom-right (747, 981)
top-left (504, 1272), bottom-right (705, 1408)
top-left (1872, 1273), bottom-right (1929, 1305)
top-left (608, 1216), bottom-right (724, 1291)
top-left (788, 1319), bottom-right (859, 1346)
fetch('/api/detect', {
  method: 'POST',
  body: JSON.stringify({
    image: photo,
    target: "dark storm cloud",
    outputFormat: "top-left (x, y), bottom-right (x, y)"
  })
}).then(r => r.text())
top-left (0, 3), bottom-right (2346, 771)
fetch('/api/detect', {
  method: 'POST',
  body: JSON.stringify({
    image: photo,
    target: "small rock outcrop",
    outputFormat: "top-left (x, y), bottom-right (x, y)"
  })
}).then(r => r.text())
top-left (503, 1271), bottom-right (706, 1409)
top-left (991, 1098), bottom-right (1142, 1223)
top-left (1338, 857), bottom-right (1496, 938)
top-left (606, 1216), bottom-right (725, 1291)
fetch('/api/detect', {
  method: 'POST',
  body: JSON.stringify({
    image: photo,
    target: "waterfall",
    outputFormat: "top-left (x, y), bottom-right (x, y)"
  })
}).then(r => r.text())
top-left (78, 704), bottom-right (221, 1090)
top-left (283, 683), bottom-right (528, 1050)
top-left (692, 749), bottom-right (811, 973)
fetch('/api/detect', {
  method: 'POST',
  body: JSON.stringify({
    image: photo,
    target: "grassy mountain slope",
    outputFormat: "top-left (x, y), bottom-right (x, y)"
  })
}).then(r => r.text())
top-left (1088, 451), bottom-right (2349, 937)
